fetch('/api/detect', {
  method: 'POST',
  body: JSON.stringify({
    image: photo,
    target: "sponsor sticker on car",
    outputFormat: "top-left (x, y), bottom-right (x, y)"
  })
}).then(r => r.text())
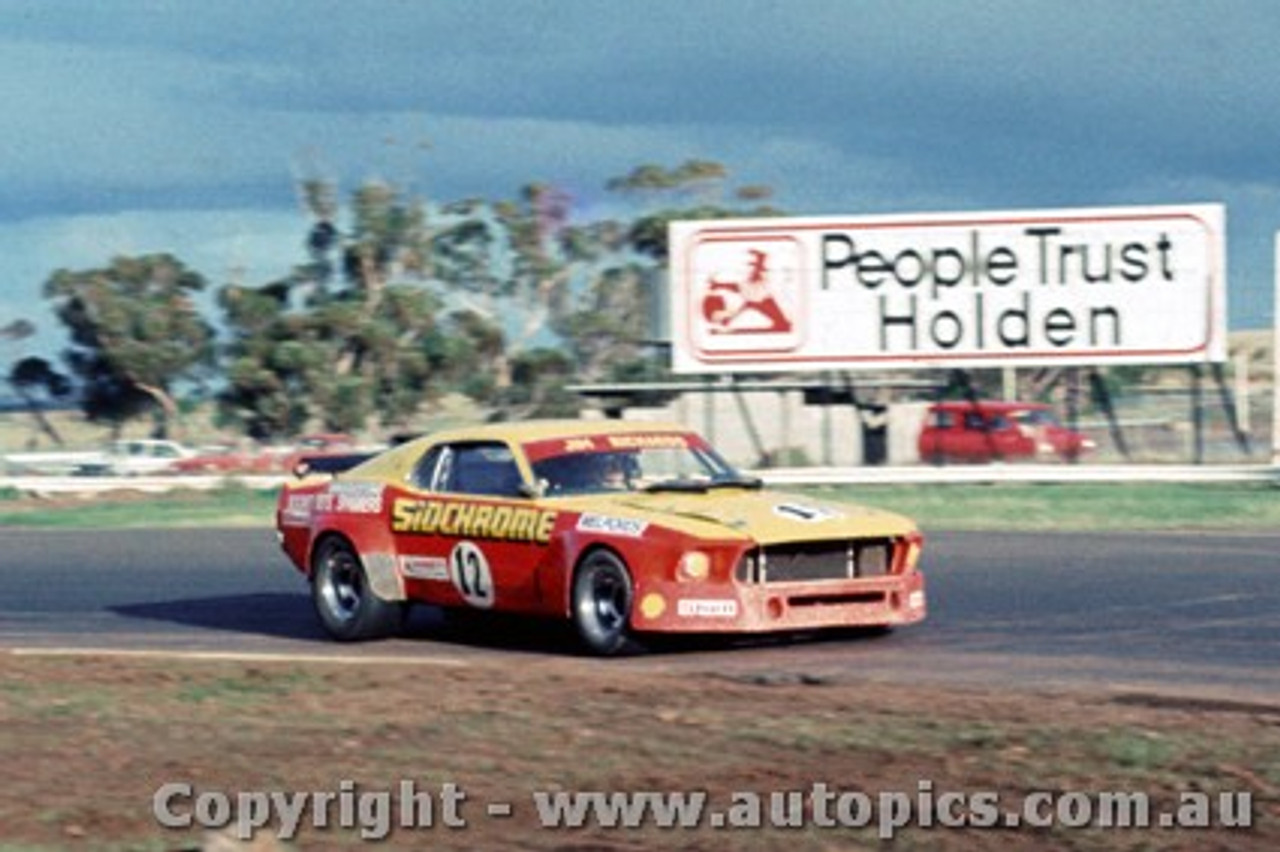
top-left (398, 556), bottom-right (450, 582)
top-left (577, 514), bottom-right (648, 537)
top-left (280, 494), bottom-right (315, 526)
top-left (773, 502), bottom-right (842, 523)
top-left (676, 599), bottom-right (739, 618)
top-left (317, 482), bottom-right (385, 514)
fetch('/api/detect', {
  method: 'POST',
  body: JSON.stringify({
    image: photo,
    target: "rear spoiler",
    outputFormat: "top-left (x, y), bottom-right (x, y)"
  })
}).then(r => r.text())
top-left (292, 452), bottom-right (376, 479)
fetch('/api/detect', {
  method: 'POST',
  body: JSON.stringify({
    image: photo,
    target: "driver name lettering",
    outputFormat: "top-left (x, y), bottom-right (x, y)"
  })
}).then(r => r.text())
top-left (391, 498), bottom-right (557, 544)
top-left (606, 434), bottom-right (689, 450)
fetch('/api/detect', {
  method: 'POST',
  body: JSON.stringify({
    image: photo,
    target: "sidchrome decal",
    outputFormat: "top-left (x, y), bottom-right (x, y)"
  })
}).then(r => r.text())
top-left (577, 514), bottom-right (648, 537)
top-left (391, 498), bottom-right (557, 543)
top-left (676, 599), bottom-right (739, 618)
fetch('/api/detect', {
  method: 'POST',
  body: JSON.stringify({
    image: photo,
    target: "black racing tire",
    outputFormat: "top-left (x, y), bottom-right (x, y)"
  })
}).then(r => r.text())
top-left (571, 549), bottom-right (638, 656)
top-left (311, 537), bottom-right (406, 641)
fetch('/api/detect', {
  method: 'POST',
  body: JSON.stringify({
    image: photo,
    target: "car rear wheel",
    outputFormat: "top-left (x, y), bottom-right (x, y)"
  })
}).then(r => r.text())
top-left (571, 550), bottom-right (637, 656)
top-left (311, 538), bottom-right (405, 641)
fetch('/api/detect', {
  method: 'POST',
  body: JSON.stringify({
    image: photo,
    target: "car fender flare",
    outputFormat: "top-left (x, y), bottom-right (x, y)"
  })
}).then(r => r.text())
top-left (309, 529), bottom-right (406, 602)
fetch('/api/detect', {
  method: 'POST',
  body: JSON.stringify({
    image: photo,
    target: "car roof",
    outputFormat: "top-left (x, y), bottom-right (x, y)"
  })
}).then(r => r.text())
top-left (345, 419), bottom-right (696, 482)
top-left (929, 400), bottom-right (1050, 412)
top-left (408, 418), bottom-right (693, 447)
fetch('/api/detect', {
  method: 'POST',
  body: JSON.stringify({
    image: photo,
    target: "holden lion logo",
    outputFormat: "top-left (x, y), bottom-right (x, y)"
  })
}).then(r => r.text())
top-left (689, 235), bottom-right (804, 358)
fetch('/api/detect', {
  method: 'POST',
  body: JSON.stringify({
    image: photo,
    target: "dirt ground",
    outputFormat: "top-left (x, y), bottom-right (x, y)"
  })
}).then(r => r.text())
top-left (0, 651), bottom-right (1276, 852)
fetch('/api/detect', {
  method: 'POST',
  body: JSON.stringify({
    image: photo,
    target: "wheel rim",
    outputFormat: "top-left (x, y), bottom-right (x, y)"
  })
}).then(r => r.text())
top-left (319, 548), bottom-right (363, 623)
top-left (586, 562), bottom-right (629, 634)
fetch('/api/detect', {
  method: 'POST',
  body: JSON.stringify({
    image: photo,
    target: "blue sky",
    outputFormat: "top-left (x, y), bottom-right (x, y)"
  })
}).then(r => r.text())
top-left (2, 0), bottom-right (1278, 365)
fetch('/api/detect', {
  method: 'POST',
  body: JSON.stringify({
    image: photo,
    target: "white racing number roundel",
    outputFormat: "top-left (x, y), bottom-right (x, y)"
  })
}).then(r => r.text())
top-left (449, 541), bottom-right (494, 609)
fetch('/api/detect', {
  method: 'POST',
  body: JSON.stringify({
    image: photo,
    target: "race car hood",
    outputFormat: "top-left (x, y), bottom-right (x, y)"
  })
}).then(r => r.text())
top-left (584, 488), bottom-right (916, 544)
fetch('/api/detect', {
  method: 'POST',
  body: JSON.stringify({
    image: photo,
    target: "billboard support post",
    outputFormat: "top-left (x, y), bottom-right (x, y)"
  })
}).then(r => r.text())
top-left (1273, 233), bottom-right (1280, 466)
top-left (1190, 364), bottom-right (1205, 465)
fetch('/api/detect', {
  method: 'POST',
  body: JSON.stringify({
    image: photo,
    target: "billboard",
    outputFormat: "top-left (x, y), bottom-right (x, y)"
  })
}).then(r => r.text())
top-left (669, 204), bottom-right (1226, 373)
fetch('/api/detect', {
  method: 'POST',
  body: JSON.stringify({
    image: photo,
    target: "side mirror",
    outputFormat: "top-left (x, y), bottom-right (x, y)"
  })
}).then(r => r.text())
top-left (519, 479), bottom-right (549, 499)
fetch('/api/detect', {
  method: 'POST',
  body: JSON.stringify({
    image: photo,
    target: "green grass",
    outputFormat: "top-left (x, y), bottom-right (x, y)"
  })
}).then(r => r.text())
top-left (0, 481), bottom-right (1276, 532)
top-left (0, 482), bottom-right (280, 529)
top-left (805, 482), bottom-right (1280, 531)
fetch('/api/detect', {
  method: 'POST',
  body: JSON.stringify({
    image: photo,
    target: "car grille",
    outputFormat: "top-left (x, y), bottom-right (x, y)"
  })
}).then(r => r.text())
top-left (736, 539), bottom-right (895, 584)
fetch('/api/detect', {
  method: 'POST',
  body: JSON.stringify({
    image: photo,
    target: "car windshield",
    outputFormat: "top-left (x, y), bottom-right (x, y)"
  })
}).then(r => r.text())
top-left (1012, 409), bottom-right (1060, 427)
top-left (525, 432), bottom-right (748, 495)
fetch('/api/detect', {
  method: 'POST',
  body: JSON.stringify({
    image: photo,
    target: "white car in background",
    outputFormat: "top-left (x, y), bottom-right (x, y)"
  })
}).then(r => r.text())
top-left (73, 439), bottom-right (196, 476)
top-left (3, 447), bottom-right (102, 476)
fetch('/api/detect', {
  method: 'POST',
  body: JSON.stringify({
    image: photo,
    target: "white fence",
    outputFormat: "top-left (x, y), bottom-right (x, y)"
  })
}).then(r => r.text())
top-left (1, 465), bottom-right (1276, 498)
top-left (757, 464), bottom-right (1278, 486)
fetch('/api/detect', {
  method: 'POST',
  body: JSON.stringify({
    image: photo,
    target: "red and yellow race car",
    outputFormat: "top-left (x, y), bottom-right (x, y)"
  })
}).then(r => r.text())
top-left (276, 420), bottom-right (926, 654)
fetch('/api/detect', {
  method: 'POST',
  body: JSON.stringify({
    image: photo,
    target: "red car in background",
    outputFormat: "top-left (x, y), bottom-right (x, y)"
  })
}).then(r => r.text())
top-left (917, 401), bottom-right (1094, 464)
top-left (173, 443), bottom-right (283, 475)
top-left (279, 433), bottom-right (363, 474)
top-left (174, 433), bottom-right (363, 476)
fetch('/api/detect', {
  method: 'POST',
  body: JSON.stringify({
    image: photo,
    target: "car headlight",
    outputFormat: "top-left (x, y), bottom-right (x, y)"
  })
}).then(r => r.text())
top-left (676, 551), bottom-right (711, 582)
top-left (901, 534), bottom-right (923, 573)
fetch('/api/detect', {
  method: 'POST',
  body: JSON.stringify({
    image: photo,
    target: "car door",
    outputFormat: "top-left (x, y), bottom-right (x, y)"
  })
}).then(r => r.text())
top-left (391, 440), bottom-right (557, 614)
top-left (929, 409), bottom-right (956, 459)
top-left (957, 411), bottom-right (992, 461)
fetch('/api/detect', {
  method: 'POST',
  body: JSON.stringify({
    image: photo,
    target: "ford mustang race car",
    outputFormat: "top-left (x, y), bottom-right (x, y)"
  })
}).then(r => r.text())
top-left (276, 420), bottom-right (926, 655)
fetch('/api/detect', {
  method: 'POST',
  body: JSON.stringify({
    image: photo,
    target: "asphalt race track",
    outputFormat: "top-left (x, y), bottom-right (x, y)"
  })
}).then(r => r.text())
top-left (2, 527), bottom-right (1277, 701)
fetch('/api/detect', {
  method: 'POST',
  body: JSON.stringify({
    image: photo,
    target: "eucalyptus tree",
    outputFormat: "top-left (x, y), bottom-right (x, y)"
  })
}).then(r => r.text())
top-left (6, 355), bottom-right (73, 445)
top-left (556, 159), bottom-right (782, 382)
top-left (219, 179), bottom-right (440, 437)
top-left (43, 254), bottom-right (214, 437)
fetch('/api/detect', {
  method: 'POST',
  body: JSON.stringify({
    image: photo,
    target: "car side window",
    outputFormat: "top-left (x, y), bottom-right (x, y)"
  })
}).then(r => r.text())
top-left (410, 445), bottom-right (447, 490)
top-left (434, 442), bottom-right (525, 497)
top-left (934, 411), bottom-right (954, 429)
top-left (963, 413), bottom-right (986, 431)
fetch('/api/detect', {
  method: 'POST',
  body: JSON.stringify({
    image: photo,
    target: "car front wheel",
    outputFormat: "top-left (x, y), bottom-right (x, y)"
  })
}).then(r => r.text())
top-left (571, 550), bottom-right (637, 656)
top-left (311, 538), bottom-right (405, 641)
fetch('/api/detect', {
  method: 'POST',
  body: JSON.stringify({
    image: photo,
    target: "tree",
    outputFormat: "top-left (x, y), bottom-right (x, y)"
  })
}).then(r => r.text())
top-left (504, 347), bottom-right (578, 419)
top-left (218, 161), bottom-right (784, 435)
top-left (552, 159), bottom-right (782, 381)
top-left (6, 356), bottom-right (73, 446)
top-left (426, 183), bottom-right (575, 397)
top-left (218, 180), bottom-right (440, 437)
top-left (610, 160), bottom-right (781, 263)
top-left (0, 319), bottom-right (37, 342)
top-left (43, 254), bottom-right (215, 437)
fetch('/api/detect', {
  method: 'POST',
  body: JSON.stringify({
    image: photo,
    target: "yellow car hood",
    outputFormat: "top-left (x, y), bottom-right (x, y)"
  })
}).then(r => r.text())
top-left (575, 488), bottom-right (916, 544)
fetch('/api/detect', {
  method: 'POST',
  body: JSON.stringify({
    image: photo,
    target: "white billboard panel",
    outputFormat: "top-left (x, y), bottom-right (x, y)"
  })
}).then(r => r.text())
top-left (669, 204), bottom-right (1226, 373)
